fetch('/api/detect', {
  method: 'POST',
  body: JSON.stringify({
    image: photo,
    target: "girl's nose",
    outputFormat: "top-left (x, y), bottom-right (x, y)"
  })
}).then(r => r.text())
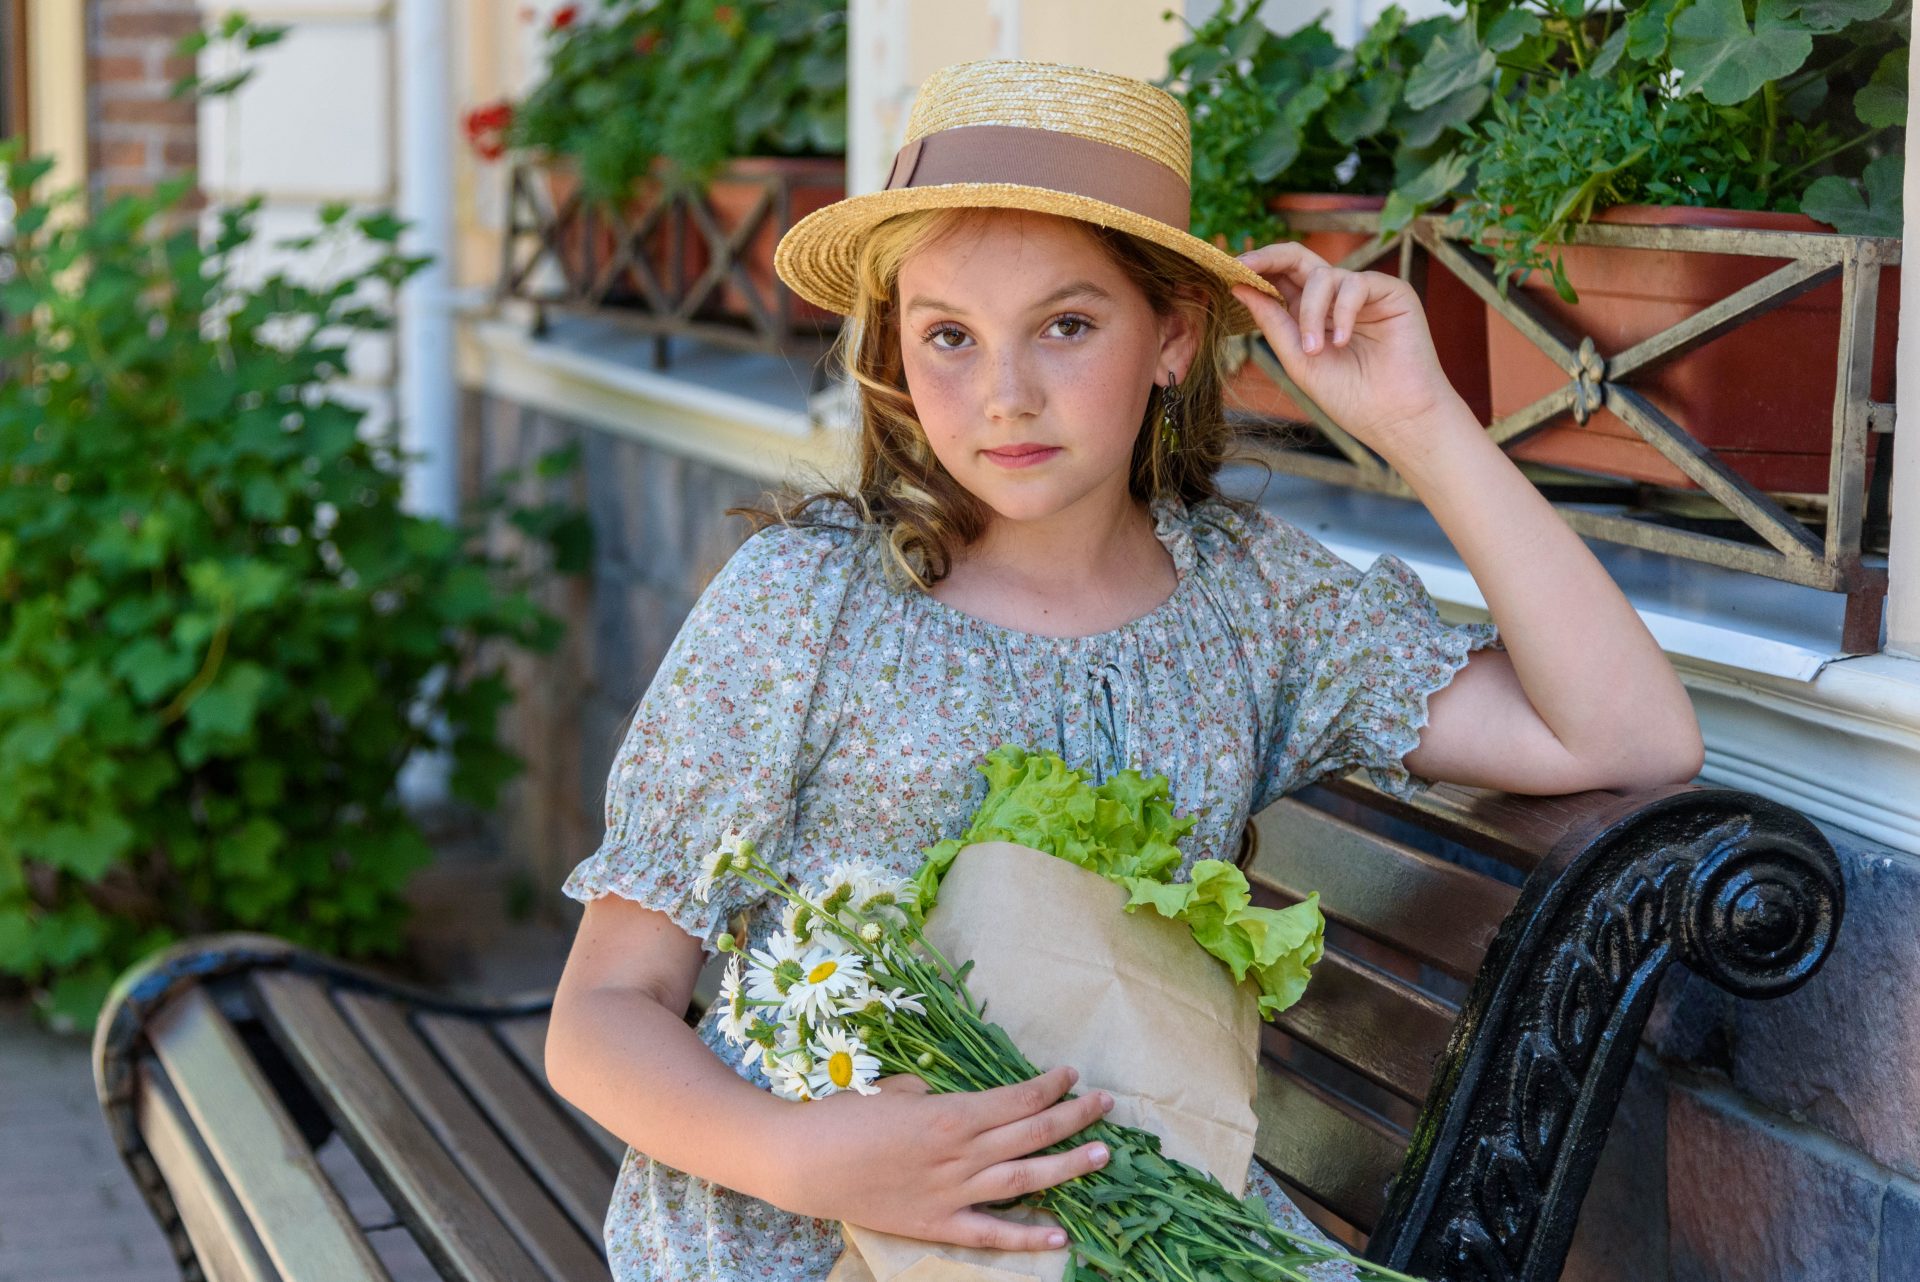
top-left (982, 350), bottom-right (1044, 422)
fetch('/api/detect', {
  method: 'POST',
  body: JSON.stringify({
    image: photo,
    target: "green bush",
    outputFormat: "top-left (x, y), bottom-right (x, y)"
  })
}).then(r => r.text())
top-left (0, 153), bottom-right (588, 1029)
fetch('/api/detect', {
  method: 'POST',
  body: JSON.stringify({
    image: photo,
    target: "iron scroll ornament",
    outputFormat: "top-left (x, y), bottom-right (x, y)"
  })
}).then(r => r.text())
top-left (1365, 788), bottom-right (1843, 1282)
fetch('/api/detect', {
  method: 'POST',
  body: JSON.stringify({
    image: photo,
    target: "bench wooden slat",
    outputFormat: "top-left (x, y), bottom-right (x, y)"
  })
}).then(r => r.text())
top-left (137, 1063), bottom-right (279, 1282)
top-left (1251, 1063), bottom-right (1407, 1234)
top-left (1250, 797), bottom-right (1520, 980)
top-left (1273, 947), bottom-right (1457, 1105)
top-left (335, 990), bottom-right (608, 1281)
top-left (416, 1011), bottom-right (617, 1242)
top-left (148, 986), bottom-right (389, 1282)
top-left (250, 972), bottom-right (544, 1282)
top-left (494, 1015), bottom-right (629, 1167)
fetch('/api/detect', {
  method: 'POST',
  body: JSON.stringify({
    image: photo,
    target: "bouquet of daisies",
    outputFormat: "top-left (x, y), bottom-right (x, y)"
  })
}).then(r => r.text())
top-left (696, 746), bottom-right (1422, 1282)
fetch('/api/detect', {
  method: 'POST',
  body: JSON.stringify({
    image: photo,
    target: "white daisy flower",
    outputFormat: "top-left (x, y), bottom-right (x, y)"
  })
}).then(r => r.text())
top-left (869, 986), bottom-right (928, 1017)
top-left (780, 899), bottom-right (818, 946)
top-left (814, 861), bottom-right (866, 920)
top-left (785, 936), bottom-right (872, 1022)
top-left (807, 1024), bottom-right (883, 1097)
top-left (771, 1056), bottom-right (817, 1102)
top-left (692, 827), bottom-right (747, 904)
top-left (745, 931), bottom-right (806, 1005)
top-left (714, 955), bottom-right (751, 1045)
top-left (852, 869), bottom-right (917, 927)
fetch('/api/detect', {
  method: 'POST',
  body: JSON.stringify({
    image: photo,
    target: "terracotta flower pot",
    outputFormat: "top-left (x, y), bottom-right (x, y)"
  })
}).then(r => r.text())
top-left (1484, 203), bottom-right (1900, 494)
top-left (698, 155), bottom-right (845, 325)
top-left (1224, 193), bottom-right (1492, 429)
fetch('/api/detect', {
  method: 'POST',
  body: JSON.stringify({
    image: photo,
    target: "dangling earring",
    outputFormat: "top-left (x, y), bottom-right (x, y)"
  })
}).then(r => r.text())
top-left (1158, 369), bottom-right (1183, 457)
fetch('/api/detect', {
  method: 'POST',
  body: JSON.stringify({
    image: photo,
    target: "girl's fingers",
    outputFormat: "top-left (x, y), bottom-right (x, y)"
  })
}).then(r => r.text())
top-left (1330, 271), bottom-right (1371, 347)
top-left (1231, 284), bottom-right (1304, 364)
top-left (974, 1087), bottom-right (1113, 1166)
top-left (971, 1064), bottom-right (1077, 1130)
top-left (1295, 267), bottom-right (1339, 353)
top-left (945, 1207), bottom-right (1073, 1254)
top-left (1234, 240), bottom-right (1329, 287)
top-left (957, 1139), bottom-right (1112, 1210)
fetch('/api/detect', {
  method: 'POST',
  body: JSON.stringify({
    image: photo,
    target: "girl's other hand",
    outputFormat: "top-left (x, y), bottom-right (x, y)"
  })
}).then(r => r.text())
top-left (770, 1062), bottom-right (1115, 1252)
top-left (1230, 241), bottom-right (1464, 459)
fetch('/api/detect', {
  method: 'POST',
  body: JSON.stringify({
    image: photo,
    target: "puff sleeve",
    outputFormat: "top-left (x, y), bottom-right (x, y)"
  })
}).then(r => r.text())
top-left (1237, 506), bottom-right (1502, 812)
top-left (561, 522), bottom-right (857, 959)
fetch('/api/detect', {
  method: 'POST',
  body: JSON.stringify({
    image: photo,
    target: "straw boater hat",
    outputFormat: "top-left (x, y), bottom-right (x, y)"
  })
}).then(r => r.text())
top-left (772, 57), bottom-right (1286, 338)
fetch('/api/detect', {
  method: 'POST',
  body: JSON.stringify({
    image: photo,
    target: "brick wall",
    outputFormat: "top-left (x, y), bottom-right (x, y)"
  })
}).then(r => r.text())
top-left (461, 385), bottom-right (1920, 1280)
top-left (88, 0), bottom-right (202, 207)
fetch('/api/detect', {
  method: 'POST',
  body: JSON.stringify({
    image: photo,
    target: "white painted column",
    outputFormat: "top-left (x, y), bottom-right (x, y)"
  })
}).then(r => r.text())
top-left (398, 0), bottom-right (457, 522)
top-left (1886, 11), bottom-right (1920, 657)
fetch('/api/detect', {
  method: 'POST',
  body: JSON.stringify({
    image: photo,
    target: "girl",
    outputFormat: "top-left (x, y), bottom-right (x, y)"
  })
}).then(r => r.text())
top-left (544, 58), bottom-right (1702, 1282)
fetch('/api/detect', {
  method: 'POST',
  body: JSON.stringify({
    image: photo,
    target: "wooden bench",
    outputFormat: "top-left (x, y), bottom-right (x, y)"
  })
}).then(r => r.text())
top-left (92, 775), bottom-right (1844, 1282)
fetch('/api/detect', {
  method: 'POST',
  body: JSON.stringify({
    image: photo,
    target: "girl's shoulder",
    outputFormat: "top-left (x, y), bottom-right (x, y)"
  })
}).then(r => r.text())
top-left (1178, 493), bottom-right (1358, 595)
top-left (714, 496), bottom-right (879, 596)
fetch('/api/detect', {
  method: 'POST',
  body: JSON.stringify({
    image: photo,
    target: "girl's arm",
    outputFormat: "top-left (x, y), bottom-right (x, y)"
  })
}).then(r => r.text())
top-left (546, 894), bottom-right (1114, 1252)
top-left (1383, 400), bottom-right (1703, 794)
top-left (1230, 245), bottom-right (1703, 796)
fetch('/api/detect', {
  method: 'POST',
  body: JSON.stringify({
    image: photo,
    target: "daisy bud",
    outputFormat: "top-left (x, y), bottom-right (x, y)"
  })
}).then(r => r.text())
top-left (916, 1050), bottom-right (936, 1069)
top-left (859, 922), bottom-right (882, 943)
top-left (732, 849), bottom-right (752, 871)
top-left (715, 932), bottom-right (736, 953)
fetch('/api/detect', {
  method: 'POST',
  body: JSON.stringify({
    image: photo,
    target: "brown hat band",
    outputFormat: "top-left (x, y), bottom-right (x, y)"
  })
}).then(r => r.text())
top-left (882, 124), bottom-right (1192, 232)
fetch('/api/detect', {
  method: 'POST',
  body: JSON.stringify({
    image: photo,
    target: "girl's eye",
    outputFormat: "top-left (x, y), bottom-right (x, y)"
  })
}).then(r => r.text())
top-left (919, 314), bottom-right (1095, 350)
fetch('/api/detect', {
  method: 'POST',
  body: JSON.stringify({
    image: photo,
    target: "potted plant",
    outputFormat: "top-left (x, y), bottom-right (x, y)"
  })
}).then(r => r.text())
top-left (1162, 0), bottom-right (1498, 424)
top-left (467, 0), bottom-right (848, 328)
top-left (1388, 0), bottom-right (1907, 494)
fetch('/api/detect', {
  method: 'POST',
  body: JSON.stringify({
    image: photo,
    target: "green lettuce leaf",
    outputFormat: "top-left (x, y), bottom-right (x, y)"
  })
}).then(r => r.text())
top-left (913, 744), bottom-right (1326, 1020)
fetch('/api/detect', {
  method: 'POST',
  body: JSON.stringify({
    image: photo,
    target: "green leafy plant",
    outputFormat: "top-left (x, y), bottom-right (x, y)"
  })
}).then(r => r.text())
top-left (912, 746), bottom-right (1325, 1021)
top-left (0, 147), bottom-right (590, 1029)
top-left (472, 0), bottom-right (847, 207)
top-left (1395, 0), bottom-right (1909, 300)
top-left (1159, 0), bottom-right (1496, 255)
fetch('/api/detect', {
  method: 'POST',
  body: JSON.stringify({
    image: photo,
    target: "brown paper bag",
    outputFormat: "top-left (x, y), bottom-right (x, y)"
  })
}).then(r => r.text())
top-left (826, 841), bottom-right (1263, 1282)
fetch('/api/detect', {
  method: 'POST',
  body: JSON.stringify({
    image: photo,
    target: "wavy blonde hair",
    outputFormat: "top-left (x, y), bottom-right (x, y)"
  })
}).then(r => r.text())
top-left (734, 206), bottom-right (1256, 589)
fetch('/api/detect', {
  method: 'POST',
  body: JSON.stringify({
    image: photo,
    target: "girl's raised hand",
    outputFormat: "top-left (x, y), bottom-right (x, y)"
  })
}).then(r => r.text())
top-left (772, 1063), bottom-right (1114, 1252)
top-left (1230, 241), bottom-right (1463, 458)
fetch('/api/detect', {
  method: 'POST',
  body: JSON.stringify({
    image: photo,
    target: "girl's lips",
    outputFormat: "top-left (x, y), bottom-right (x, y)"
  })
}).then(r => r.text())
top-left (982, 445), bottom-right (1062, 469)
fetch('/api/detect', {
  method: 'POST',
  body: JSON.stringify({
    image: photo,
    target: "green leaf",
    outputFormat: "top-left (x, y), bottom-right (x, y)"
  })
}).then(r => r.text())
top-left (1247, 117), bottom-right (1302, 183)
top-left (1325, 75), bottom-right (1398, 146)
top-left (1670, 0), bottom-right (1814, 105)
top-left (1854, 47), bottom-right (1907, 128)
top-left (1783, 0), bottom-right (1893, 32)
top-left (112, 637), bottom-right (196, 705)
top-left (1404, 25), bottom-right (1496, 111)
top-left (183, 661), bottom-right (272, 741)
top-left (1485, 8), bottom-right (1543, 51)
top-left (215, 816), bottom-right (284, 879)
top-left (1800, 153), bottom-right (1903, 236)
top-left (1627, 0), bottom-right (1684, 60)
top-left (33, 814), bottom-right (137, 881)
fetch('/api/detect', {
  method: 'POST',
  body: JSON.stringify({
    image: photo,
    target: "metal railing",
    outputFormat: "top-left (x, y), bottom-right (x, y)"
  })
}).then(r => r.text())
top-left (1230, 208), bottom-right (1899, 653)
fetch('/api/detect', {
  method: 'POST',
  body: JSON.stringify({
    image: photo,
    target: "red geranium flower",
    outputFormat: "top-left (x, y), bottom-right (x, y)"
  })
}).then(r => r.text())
top-left (634, 30), bottom-right (661, 54)
top-left (462, 100), bottom-right (514, 162)
top-left (552, 4), bottom-right (578, 29)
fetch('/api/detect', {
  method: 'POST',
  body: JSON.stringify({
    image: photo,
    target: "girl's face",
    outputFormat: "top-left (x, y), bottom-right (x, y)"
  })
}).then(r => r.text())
top-left (896, 209), bottom-right (1197, 527)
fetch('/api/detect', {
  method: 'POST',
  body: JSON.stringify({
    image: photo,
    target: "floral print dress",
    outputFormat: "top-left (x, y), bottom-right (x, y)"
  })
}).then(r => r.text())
top-left (562, 492), bottom-right (1501, 1281)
